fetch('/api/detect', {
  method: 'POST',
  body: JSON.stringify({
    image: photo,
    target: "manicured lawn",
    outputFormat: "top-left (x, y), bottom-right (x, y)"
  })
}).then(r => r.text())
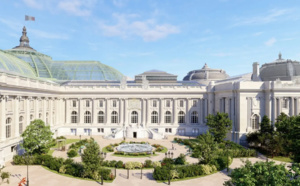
top-left (271, 156), bottom-right (293, 163)
top-left (159, 147), bottom-right (168, 153)
top-left (53, 139), bottom-right (81, 148)
top-left (102, 147), bottom-right (114, 153)
top-left (42, 166), bottom-right (114, 183)
top-left (47, 149), bottom-right (55, 156)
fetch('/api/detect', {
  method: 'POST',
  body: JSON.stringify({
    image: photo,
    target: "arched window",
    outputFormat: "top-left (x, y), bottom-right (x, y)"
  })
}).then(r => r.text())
top-left (6, 118), bottom-right (11, 138)
top-left (131, 111), bottom-right (138, 123)
top-left (98, 111), bottom-right (105, 123)
top-left (151, 111), bottom-right (158, 123)
top-left (39, 113), bottom-right (42, 119)
top-left (178, 111), bottom-right (185, 123)
top-left (84, 111), bottom-right (91, 123)
top-left (30, 114), bottom-right (34, 122)
top-left (111, 111), bottom-right (118, 123)
top-left (191, 111), bottom-right (198, 123)
top-left (251, 114), bottom-right (259, 130)
top-left (71, 111), bottom-right (78, 123)
top-left (19, 116), bottom-right (24, 135)
top-left (165, 111), bottom-right (172, 123)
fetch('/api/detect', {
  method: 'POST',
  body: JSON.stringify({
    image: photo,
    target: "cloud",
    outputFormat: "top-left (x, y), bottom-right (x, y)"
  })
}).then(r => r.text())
top-left (22, 0), bottom-right (43, 9)
top-left (21, 0), bottom-right (96, 16)
top-left (232, 8), bottom-right (292, 27)
top-left (112, 0), bottom-right (126, 7)
top-left (98, 13), bottom-right (180, 41)
top-left (265, 37), bottom-right (276, 46)
top-left (58, 0), bottom-right (96, 16)
top-left (30, 29), bottom-right (69, 40)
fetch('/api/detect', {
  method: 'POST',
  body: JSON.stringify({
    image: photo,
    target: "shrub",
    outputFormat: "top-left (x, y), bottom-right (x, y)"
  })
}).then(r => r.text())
top-left (56, 136), bottom-right (66, 139)
top-left (125, 161), bottom-right (143, 169)
top-left (13, 155), bottom-right (26, 165)
top-left (174, 154), bottom-right (186, 165)
top-left (153, 166), bottom-right (169, 180)
top-left (213, 156), bottom-right (233, 170)
top-left (153, 161), bottom-right (161, 168)
top-left (116, 161), bottom-right (123, 168)
top-left (59, 165), bottom-right (67, 174)
top-left (106, 145), bottom-right (114, 152)
top-left (114, 151), bottom-right (124, 155)
top-left (109, 160), bottom-right (117, 167)
top-left (200, 164), bottom-right (212, 175)
top-left (67, 149), bottom-right (78, 158)
top-left (144, 160), bottom-right (153, 168)
top-left (162, 158), bottom-right (174, 166)
top-left (102, 160), bottom-right (110, 167)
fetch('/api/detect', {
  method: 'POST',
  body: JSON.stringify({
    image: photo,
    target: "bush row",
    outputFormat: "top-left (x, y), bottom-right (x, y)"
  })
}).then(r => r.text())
top-left (13, 155), bottom-right (113, 180)
top-left (153, 164), bottom-right (217, 180)
top-left (101, 159), bottom-right (162, 169)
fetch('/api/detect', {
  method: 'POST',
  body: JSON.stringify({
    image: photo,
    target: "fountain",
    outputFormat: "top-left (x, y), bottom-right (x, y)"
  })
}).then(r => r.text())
top-left (116, 143), bottom-right (153, 153)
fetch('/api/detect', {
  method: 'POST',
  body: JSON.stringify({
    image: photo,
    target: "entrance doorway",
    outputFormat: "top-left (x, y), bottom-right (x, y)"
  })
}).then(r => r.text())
top-left (133, 132), bottom-right (137, 138)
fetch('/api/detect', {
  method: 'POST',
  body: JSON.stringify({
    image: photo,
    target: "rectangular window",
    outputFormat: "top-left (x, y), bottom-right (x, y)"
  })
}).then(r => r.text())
top-left (165, 128), bottom-right (168, 133)
top-left (73, 100), bottom-right (76, 107)
top-left (193, 100), bottom-right (197, 107)
top-left (180, 100), bottom-right (184, 107)
top-left (169, 128), bottom-right (172, 133)
top-left (153, 100), bottom-right (157, 107)
top-left (166, 100), bottom-right (170, 107)
top-left (99, 100), bottom-right (104, 107)
top-left (113, 100), bottom-right (117, 107)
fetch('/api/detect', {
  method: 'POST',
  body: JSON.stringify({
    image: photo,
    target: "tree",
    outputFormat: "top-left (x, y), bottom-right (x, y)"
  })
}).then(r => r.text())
top-left (81, 138), bottom-right (102, 179)
top-left (193, 132), bottom-right (218, 164)
top-left (21, 119), bottom-right (54, 154)
top-left (206, 112), bottom-right (232, 143)
top-left (224, 160), bottom-right (300, 185)
top-left (260, 115), bottom-right (273, 134)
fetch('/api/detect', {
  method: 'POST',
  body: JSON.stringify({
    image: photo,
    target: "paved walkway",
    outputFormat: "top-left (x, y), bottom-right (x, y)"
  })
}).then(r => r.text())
top-left (3, 136), bottom-right (292, 186)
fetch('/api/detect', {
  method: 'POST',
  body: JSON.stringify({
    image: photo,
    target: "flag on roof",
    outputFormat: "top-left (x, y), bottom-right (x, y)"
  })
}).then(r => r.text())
top-left (25, 15), bottom-right (35, 21)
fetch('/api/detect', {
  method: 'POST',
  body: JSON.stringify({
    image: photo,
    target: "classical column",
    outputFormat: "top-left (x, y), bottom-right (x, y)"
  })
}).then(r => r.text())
top-left (278, 97), bottom-right (282, 117)
top-left (0, 96), bottom-right (7, 141)
top-left (159, 98), bottom-right (163, 125)
top-left (142, 99), bottom-right (146, 125)
top-left (172, 99), bottom-right (176, 125)
top-left (49, 98), bottom-right (53, 126)
top-left (119, 99), bottom-right (123, 125)
top-left (43, 98), bottom-right (47, 123)
top-left (14, 96), bottom-right (20, 138)
top-left (186, 98), bottom-right (190, 124)
top-left (296, 97), bottom-right (299, 115)
top-left (79, 99), bottom-right (84, 124)
top-left (204, 98), bottom-right (208, 122)
top-left (105, 98), bottom-right (109, 124)
top-left (35, 97), bottom-right (39, 119)
top-left (25, 97), bottom-right (31, 127)
top-left (124, 99), bottom-right (128, 126)
top-left (93, 98), bottom-right (97, 125)
top-left (146, 99), bottom-right (149, 126)
top-left (65, 99), bottom-right (69, 124)
top-left (290, 97), bottom-right (295, 116)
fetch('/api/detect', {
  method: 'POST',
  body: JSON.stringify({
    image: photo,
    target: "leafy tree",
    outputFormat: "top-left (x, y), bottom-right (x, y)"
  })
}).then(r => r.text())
top-left (224, 160), bottom-right (300, 186)
top-left (260, 115), bottom-right (273, 134)
top-left (193, 132), bottom-right (218, 164)
top-left (21, 119), bottom-right (54, 154)
top-left (81, 138), bottom-right (102, 179)
top-left (206, 112), bottom-right (232, 143)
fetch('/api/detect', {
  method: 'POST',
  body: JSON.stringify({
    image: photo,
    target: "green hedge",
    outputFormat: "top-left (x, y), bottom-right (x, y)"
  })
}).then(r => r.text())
top-left (13, 155), bottom-right (113, 180)
top-left (153, 164), bottom-right (217, 180)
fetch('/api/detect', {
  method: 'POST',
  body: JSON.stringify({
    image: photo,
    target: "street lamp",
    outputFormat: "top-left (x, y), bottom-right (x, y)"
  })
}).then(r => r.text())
top-left (141, 166), bottom-right (143, 179)
top-left (171, 152), bottom-right (173, 158)
top-left (26, 153), bottom-right (30, 186)
top-left (226, 144), bottom-right (231, 172)
top-left (168, 151), bottom-right (171, 158)
top-left (165, 152), bottom-right (167, 158)
top-left (168, 166), bottom-right (171, 185)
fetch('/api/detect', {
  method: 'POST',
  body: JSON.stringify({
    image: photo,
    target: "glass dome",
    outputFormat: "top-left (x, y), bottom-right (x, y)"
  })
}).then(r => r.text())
top-left (49, 61), bottom-right (124, 81)
top-left (0, 50), bottom-right (36, 78)
top-left (5, 26), bottom-right (125, 81)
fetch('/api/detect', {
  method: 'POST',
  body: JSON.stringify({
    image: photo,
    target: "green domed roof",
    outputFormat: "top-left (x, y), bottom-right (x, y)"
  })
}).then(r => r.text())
top-left (5, 26), bottom-right (124, 81)
top-left (0, 50), bottom-right (36, 78)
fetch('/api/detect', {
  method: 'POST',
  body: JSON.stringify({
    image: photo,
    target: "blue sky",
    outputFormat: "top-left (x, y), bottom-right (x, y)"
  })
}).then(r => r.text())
top-left (1, 0), bottom-right (300, 79)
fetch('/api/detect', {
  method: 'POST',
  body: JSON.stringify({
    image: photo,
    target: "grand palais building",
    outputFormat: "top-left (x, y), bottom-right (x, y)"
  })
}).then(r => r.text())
top-left (0, 26), bottom-right (299, 166)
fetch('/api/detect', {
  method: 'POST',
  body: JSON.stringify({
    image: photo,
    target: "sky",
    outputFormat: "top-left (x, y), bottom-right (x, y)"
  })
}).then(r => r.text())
top-left (1, 0), bottom-right (300, 80)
